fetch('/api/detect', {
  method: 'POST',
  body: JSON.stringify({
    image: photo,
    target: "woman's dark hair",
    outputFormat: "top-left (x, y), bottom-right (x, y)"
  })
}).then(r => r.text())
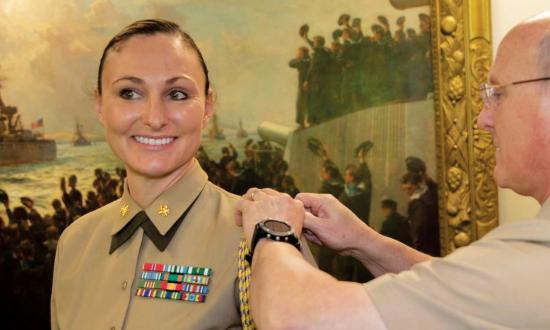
top-left (97, 18), bottom-right (210, 95)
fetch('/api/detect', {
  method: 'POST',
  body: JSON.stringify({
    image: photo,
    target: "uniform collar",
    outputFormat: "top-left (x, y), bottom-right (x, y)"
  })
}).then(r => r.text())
top-left (537, 198), bottom-right (550, 221)
top-left (111, 159), bottom-right (208, 236)
top-left (483, 198), bottom-right (550, 243)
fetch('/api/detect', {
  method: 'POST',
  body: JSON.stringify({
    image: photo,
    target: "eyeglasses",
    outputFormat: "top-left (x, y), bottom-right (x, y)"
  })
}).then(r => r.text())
top-left (480, 77), bottom-right (550, 109)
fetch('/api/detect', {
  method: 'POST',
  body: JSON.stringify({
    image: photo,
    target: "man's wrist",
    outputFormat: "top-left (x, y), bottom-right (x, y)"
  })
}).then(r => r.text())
top-left (251, 239), bottom-right (303, 267)
top-left (346, 221), bottom-right (378, 261)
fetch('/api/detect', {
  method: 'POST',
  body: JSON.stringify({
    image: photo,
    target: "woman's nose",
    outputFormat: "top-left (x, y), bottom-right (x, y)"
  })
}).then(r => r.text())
top-left (142, 96), bottom-right (168, 130)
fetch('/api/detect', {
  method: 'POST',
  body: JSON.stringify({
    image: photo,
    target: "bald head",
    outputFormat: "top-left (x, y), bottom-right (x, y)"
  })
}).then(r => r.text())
top-left (509, 12), bottom-right (550, 76)
top-left (526, 12), bottom-right (550, 76)
top-left (491, 13), bottom-right (550, 86)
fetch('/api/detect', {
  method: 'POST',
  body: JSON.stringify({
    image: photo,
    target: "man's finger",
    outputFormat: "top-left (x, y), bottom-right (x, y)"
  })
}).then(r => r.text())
top-left (243, 187), bottom-right (259, 201)
top-left (236, 199), bottom-right (253, 213)
top-left (296, 193), bottom-right (325, 214)
top-left (303, 211), bottom-right (323, 233)
top-left (258, 188), bottom-right (280, 196)
top-left (303, 229), bottom-right (322, 246)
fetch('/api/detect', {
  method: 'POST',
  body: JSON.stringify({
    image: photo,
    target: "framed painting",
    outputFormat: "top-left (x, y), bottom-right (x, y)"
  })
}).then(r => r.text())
top-left (0, 0), bottom-right (495, 267)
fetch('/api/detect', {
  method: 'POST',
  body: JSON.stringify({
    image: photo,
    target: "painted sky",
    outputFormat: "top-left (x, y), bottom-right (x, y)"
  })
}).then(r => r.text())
top-left (0, 0), bottom-right (428, 138)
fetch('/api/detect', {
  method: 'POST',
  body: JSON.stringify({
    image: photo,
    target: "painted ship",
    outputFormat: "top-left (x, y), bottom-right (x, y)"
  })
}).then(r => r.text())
top-left (73, 119), bottom-right (91, 146)
top-left (208, 114), bottom-right (226, 140)
top-left (236, 118), bottom-right (248, 139)
top-left (0, 85), bottom-right (56, 166)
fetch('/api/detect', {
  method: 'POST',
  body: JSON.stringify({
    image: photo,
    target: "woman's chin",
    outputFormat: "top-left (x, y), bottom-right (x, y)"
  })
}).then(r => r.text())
top-left (127, 159), bottom-right (194, 180)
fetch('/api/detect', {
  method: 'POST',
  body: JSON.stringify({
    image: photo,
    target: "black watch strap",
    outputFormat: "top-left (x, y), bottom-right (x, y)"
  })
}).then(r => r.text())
top-left (245, 220), bottom-right (301, 264)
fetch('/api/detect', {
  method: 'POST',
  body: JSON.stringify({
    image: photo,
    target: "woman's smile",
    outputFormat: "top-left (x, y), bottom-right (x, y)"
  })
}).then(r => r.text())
top-left (132, 135), bottom-right (176, 146)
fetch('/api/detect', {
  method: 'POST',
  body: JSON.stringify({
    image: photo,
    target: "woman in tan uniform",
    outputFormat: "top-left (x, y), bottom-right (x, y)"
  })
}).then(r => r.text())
top-left (51, 19), bottom-right (245, 329)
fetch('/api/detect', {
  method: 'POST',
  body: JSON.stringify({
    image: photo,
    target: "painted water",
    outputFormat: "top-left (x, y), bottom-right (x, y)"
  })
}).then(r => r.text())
top-left (0, 134), bottom-right (258, 223)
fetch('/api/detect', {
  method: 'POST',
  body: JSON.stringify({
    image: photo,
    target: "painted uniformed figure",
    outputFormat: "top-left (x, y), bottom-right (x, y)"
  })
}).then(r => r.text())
top-left (401, 171), bottom-right (440, 257)
top-left (339, 29), bottom-right (363, 113)
top-left (50, 19), bottom-right (243, 329)
top-left (288, 47), bottom-right (310, 128)
top-left (379, 199), bottom-right (412, 247)
top-left (303, 35), bottom-right (336, 124)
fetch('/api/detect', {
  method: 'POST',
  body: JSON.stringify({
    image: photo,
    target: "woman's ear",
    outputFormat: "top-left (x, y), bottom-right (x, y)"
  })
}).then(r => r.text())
top-left (203, 88), bottom-right (215, 128)
top-left (94, 89), bottom-right (105, 125)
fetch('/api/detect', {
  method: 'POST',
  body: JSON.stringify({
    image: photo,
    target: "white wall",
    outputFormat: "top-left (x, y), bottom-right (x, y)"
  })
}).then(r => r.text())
top-left (491, 1), bottom-right (549, 224)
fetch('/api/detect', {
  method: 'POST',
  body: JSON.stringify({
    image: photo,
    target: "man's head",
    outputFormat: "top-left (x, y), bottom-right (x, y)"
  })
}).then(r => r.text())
top-left (477, 12), bottom-right (550, 203)
top-left (397, 16), bottom-right (406, 29)
top-left (321, 163), bottom-right (340, 181)
top-left (342, 29), bottom-right (352, 42)
top-left (313, 36), bottom-right (325, 48)
top-left (405, 156), bottom-right (426, 175)
top-left (381, 199), bottom-right (398, 218)
top-left (419, 13), bottom-right (430, 33)
top-left (297, 46), bottom-right (309, 59)
top-left (344, 164), bottom-right (360, 185)
top-left (52, 199), bottom-right (62, 211)
top-left (68, 174), bottom-right (77, 188)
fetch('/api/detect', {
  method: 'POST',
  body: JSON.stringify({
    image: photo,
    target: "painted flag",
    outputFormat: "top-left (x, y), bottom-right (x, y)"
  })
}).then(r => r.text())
top-left (31, 118), bottom-right (43, 129)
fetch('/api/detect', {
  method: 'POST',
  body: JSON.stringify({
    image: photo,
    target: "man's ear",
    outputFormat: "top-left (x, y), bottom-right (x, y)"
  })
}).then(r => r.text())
top-left (203, 88), bottom-right (215, 129)
top-left (94, 89), bottom-right (105, 125)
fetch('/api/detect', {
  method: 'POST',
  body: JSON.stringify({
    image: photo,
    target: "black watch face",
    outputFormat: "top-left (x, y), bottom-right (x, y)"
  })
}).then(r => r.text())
top-left (263, 219), bottom-right (291, 233)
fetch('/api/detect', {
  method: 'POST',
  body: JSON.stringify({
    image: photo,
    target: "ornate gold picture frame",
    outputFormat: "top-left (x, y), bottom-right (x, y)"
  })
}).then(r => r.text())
top-left (431, 0), bottom-right (498, 255)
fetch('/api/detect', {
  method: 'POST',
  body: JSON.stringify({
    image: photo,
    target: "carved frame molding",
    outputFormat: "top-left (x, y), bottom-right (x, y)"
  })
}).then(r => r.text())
top-left (431, 0), bottom-right (498, 255)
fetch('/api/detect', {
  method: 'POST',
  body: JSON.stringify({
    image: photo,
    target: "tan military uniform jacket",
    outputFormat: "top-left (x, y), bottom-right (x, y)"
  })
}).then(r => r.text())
top-left (365, 198), bottom-right (550, 329)
top-left (51, 160), bottom-right (242, 330)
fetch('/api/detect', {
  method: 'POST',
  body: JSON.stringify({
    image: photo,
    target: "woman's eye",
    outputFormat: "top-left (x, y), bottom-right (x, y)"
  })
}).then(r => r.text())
top-left (169, 90), bottom-right (188, 100)
top-left (119, 89), bottom-right (140, 100)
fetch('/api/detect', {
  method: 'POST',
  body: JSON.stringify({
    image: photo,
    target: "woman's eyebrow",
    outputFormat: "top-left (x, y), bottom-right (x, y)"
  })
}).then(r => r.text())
top-left (165, 75), bottom-right (197, 87)
top-left (112, 76), bottom-right (144, 85)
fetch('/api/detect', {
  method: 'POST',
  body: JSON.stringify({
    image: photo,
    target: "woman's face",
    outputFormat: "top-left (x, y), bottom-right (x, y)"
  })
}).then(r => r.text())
top-left (96, 33), bottom-right (212, 180)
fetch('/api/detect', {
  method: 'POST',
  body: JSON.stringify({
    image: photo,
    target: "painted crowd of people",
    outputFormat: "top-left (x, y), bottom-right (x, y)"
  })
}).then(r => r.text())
top-left (0, 138), bottom-right (303, 328)
top-left (289, 13), bottom-right (433, 127)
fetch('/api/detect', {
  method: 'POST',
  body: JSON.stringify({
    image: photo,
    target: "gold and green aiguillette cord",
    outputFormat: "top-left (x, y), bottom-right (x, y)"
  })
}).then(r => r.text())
top-left (238, 239), bottom-right (256, 329)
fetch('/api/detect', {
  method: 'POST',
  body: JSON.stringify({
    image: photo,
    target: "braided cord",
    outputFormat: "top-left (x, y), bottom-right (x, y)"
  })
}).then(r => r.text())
top-left (237, 239), bottom-right (256, 329)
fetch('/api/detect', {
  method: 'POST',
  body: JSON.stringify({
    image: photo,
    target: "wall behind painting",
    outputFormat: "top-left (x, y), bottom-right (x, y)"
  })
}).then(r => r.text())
top-left (491, 0), bottom-right (547, 224)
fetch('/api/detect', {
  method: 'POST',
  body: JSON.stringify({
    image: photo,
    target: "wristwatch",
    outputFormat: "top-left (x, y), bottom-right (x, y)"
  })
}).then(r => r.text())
top-left (245, 219), bottom-right (301, 264)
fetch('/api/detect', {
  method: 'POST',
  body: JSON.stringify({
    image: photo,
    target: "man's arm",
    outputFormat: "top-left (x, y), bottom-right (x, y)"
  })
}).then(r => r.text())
top-left (297, 193), bottom-right (431, 276)
top-left (229, 143), bottom-right (238, 160)
top-left (289, 58), bottom-right (300, 68)
top-left (250, 239), bottom-right (386, 330)
top-left (235, 189), bottom-right (429, 328)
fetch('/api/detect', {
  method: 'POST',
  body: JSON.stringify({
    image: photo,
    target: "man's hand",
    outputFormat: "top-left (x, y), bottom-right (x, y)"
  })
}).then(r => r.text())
top-left (236, 188), bottom-right (305, 247)
top-left (296, 193), bottom-right (373, 256)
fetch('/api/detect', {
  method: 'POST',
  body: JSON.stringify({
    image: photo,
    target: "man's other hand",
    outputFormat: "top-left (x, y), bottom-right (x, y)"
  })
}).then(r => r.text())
top-left (296, 193), bottom-right (372, 256)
